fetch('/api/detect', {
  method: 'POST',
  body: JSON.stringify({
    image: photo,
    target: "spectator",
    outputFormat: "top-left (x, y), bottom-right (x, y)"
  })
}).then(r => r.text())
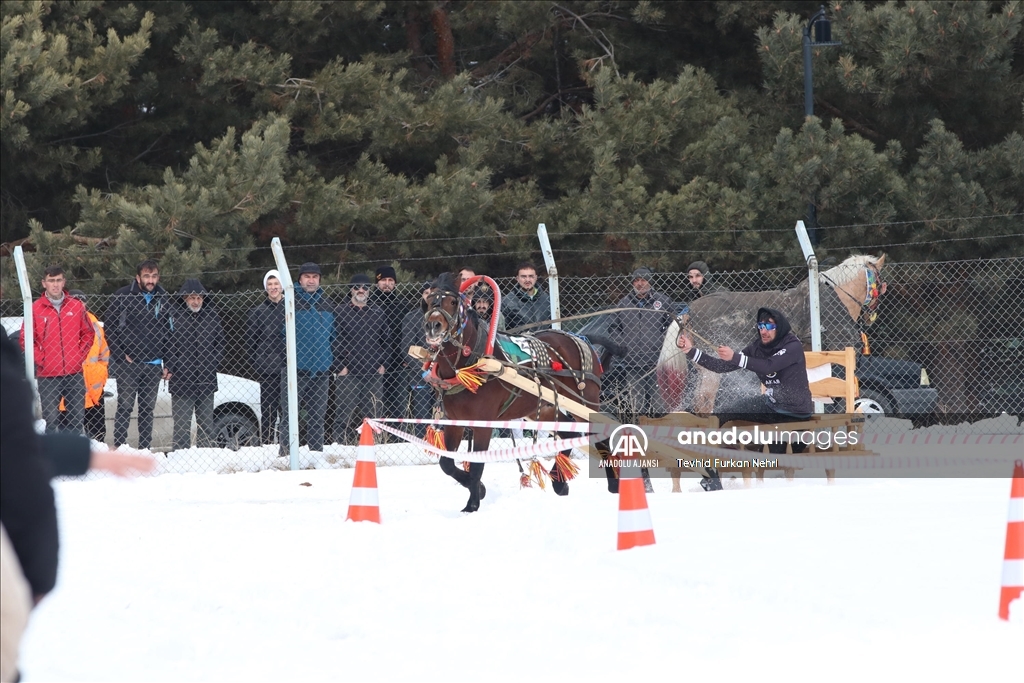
top-left (472, 289), bottom-right (506, 332)
top-left (502, 261), bottom-right (550, 331)
top-left (401, 282), bottom-right (436, 435)
top-left (248, 270), bottom-right (285, 445)
top-left (67, 290), bottom-right (110, 442)
top-left (279, 262), bottom-right (336, 456)
top-left (334, 274), bottom-right (388, 445)
top-left (106, 259), bottom-right (170, 450)
top-left (608, 267), bottom-right (676, 417)
top-left (1, 333), bottom-right (153, 683)
top-left (19, 266), bottom-right (94, 435)
top-left (165, 279), bottom-right (224, 451)
top-left (676, 307), bottom-right (813, 490)
top-left (370, 266), bottom-right (410, 418)
top-left (684, 260), bottom-right (729, 302)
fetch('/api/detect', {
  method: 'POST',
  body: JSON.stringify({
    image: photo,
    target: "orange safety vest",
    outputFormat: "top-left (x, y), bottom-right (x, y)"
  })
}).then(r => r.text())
top-left (59, 312), bottom-right (110, 411)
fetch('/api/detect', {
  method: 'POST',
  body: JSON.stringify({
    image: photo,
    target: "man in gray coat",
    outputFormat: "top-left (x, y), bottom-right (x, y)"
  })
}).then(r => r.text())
top-left (608, 267), bottom-right (677, 418)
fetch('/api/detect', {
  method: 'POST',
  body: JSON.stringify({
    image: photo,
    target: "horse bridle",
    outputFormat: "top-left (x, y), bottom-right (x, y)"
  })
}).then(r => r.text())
top-left (823, 261), bottom-right (886, 325)
top-left (425, 288), bottom-right (470, 352)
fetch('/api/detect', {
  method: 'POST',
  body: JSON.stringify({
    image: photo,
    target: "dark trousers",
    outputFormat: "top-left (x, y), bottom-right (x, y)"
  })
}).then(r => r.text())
top-left (171, 393), bottom-right (215, 450)
top-left (334, 373), bottom-right (383, 444)
top-left (38, 374), bottom-right (85, 434)
top-left (607, 367), bottom-right (663, 420)
top-left (381, 366), bottom-right (406, 418)
top-left (258, 371), bottom-right (283, 444)
top-left (409, 384), bottom-right (434, 438)
top-left (279, 370), bottom-right (330, 452)
top-left (112, 361), bottom-right (163, 449)
top-left (84, 402), bottom-right (106, 442)
top-left (715, 395), bottom-right (812, 454)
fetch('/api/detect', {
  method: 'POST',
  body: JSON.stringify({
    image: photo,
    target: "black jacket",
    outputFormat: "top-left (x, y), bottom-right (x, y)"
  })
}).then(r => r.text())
top-left (0, 334), bottom-right (59, 597)
top-left (401, 306), bottom-right (428, 385)
top-left (334, 302), bottom-right (389, 375)
top-left (165, 281), bottom-right (224, 397)
top-left (105, 279), bottom-right (171, 365)
top-left (247, 297), bottom-right (285, 376)
top-left (370, 289), bottom-right (410, 369)
top-left (686, 307), bottom-right (813, 416)
top-left (610, 290), bottom-right (677, 371)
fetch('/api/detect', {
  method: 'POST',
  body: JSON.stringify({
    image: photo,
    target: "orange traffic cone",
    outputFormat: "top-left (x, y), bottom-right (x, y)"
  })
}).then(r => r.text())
top-left (998, 459), bottom-right (1023, 620)
top-left (617, 459), bottom-right (655, 551)
top-left (346, 420), bottom-right (380, 523)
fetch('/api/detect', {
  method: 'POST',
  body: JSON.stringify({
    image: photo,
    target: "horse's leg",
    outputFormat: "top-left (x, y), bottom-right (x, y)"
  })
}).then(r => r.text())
top-left (694, 369), bottom-right (721, 414)
top-left (439, 424), bottom-right (470, 487)
top-left (461, 427), bottom-right (492, 513)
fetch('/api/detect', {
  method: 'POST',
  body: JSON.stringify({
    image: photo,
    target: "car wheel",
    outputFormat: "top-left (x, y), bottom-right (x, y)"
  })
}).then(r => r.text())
top-left (855, 388), bottom-right (894, 416)
top-left (213, 412), bottom-right (259, 451)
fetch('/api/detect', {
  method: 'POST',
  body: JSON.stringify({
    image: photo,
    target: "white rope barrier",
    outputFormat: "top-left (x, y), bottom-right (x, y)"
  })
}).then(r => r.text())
top-left (366, 419), bottom-right (592, 463)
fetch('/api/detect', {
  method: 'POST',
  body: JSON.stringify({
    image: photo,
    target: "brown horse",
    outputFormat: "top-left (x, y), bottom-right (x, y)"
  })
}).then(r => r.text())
top-left (423, 272), bottom-right (621, 512)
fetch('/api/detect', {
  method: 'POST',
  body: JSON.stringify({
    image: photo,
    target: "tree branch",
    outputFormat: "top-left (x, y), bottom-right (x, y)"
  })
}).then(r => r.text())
top-left (817, 99), bottom-right (884, 141)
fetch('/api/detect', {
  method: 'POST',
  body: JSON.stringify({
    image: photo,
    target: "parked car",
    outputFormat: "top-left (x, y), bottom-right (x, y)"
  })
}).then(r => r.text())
top-left (3, 316), bottom-right (262, 451)
top-left (572, 312), bottom-right (938, 420)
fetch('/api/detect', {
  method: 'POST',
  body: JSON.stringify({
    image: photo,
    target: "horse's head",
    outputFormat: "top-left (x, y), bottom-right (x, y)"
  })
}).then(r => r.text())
top-left (423, 272), bottom-right (467, 349)
top-left (822, 254), bottom-right (888, 326)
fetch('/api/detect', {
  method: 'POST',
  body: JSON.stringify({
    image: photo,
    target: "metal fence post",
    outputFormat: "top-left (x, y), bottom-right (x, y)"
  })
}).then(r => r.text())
top-left (795, 221), bottom-right (824, 414)
top-left (537, 223), bottom-right (561, 330)
top-left (271, 238), bottom-right (299, 470)
top-left (12, 246), bottom-right (39, 415)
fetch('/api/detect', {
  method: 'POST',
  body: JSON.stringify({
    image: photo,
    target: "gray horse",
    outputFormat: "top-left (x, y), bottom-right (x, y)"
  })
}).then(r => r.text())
top-left (656, 255), bottom-right (886, 413)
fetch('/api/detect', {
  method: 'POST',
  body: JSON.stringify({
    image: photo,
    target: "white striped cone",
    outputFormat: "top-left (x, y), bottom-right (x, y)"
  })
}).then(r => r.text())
top-left (346, 420), bottom-right (380, 523)
top-left (617, 458), bottom-right (655, 550)
top-left (999, 460), bottom-right (1023, 620)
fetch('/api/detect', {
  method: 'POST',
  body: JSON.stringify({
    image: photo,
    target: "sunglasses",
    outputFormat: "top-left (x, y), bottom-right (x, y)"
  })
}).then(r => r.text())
top-left (757, 322), bottom-right (776, 331)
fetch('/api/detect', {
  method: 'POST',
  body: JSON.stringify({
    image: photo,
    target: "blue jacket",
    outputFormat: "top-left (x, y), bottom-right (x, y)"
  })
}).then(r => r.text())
top-left (293, 286), bottom-right (336, 373)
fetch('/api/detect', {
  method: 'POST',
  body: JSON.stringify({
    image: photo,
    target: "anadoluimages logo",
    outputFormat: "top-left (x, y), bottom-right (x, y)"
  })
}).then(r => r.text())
top-left (609, 424), bottom-right (648, 459)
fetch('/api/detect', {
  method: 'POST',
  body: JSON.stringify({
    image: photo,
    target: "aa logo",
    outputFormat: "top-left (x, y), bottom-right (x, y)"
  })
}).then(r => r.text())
top-left (609, 424), bottom-right (648, 459)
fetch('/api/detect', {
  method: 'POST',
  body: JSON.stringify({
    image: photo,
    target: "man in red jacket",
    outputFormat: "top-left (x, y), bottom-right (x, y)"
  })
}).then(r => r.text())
top-left (19, 266), bottom-right (94, 434)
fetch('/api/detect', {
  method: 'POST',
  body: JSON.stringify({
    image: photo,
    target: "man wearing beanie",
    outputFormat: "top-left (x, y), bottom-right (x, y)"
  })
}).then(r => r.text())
top-left (248, 269), bottom-right (285, 445)
top-left (334, 273), bottom-right (388, 444)
top-left (370, 265), bottom-right (410, 418)
top-left (279, 262), bottom-right (337, 455)
top-left (684, 260), bottom-right (729, 302)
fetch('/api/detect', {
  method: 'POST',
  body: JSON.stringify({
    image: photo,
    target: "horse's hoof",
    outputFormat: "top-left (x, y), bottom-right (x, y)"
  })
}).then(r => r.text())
top-left (552, 479), bottom-right (569, 496)
top-left (461, 498), bottom-right (480, 513)
top-left (607, 480), bottom-right (619, 494)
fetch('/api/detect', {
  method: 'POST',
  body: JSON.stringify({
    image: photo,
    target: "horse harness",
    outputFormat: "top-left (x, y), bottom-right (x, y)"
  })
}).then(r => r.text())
top-left (423, 286), bottom-right (600, 416)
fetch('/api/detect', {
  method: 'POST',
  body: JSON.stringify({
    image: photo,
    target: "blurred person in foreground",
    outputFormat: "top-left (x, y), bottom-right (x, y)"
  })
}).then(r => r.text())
top-left (0, 333), bottom-right (154, 683)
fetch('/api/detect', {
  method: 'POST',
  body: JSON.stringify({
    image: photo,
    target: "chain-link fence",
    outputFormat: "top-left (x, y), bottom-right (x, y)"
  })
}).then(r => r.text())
top-left (3, 256), bottom-right (1021, 474)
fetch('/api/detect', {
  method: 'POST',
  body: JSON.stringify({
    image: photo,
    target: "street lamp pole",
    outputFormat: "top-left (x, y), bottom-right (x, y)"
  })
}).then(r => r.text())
top-left (802, 5), bottom-right (841, 245)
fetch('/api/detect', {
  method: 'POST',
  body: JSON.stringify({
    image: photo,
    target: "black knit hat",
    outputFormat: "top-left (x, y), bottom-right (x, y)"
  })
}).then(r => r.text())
top-left (687, 261), bottom-right (709, 275)
top-left (350, 273), bottom-right (372, 286)
top-left (375, 266), bottom-right (397, 281)
top-left (299, 262), bottom-right (321, 276)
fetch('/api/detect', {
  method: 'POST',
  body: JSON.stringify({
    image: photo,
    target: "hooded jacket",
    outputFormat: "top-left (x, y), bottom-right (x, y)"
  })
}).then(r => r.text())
top-left (19, 292), bottom-right (94, 377)
top-left (165, 280), bottom-right (223, 397)
top-left (685, 307), bottom-right (813, 416)
top-left (106, 278), bottom-right (170, 365)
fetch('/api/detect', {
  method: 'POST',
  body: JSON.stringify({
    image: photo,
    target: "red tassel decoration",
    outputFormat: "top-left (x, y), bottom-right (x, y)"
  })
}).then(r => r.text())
top-left (551, 454), bottom-right (580, 482)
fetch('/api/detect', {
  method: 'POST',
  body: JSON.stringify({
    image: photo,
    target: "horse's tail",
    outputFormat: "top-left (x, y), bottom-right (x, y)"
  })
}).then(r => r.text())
top-left (656, 319), bottom-right (689, 411)
top-left (583, 333), bottom-right (626, 371)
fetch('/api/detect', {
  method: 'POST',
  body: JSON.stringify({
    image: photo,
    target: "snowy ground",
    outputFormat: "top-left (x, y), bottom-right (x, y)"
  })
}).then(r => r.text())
top-left (18, 448), bottom-right (1023, 682)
